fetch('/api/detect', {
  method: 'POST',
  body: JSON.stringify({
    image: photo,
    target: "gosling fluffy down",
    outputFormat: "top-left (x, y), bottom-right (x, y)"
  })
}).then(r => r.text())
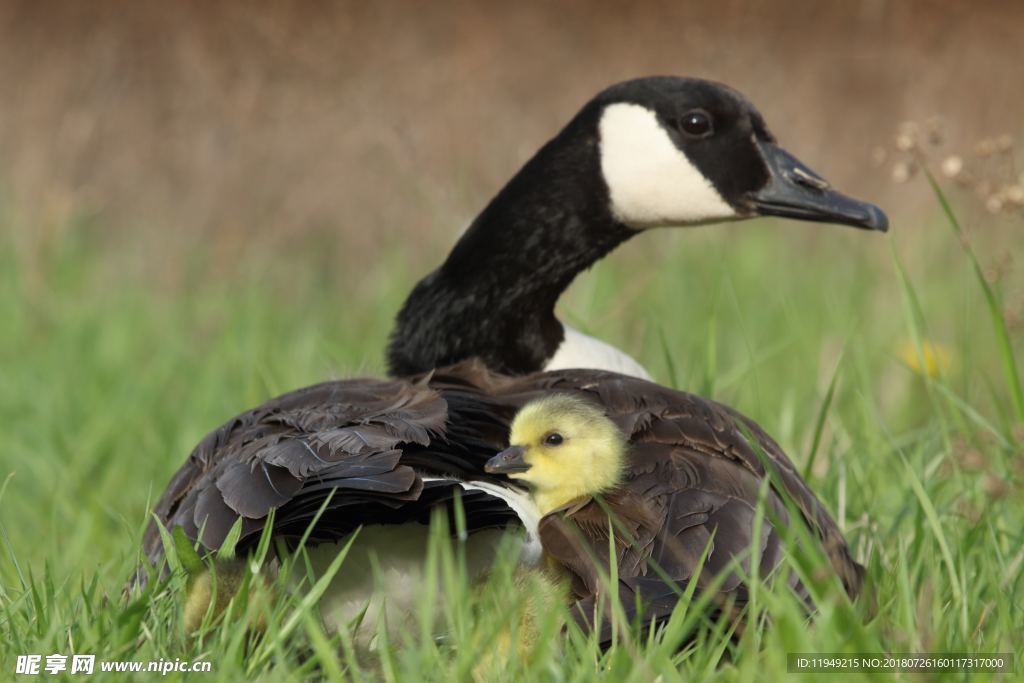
top-left (485, 394), bottom-right (627, 516)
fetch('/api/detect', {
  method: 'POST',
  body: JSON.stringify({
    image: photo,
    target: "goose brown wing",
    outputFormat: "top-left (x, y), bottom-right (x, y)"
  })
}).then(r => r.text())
top-left (142, 376), bottom-right (458, 567)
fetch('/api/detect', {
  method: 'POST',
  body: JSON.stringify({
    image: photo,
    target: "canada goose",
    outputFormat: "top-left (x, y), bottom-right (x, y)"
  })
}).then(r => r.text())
top-left (145, 76), bottom-right (879, 640)
top-left (148, 362), bottom-right (863, 642)
top-left (386, 76), bottom-right (887, 380)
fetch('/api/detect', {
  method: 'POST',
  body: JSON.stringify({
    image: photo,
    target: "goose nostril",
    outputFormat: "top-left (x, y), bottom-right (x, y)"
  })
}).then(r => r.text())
top-left (791, 166), bottom-right (831, 191)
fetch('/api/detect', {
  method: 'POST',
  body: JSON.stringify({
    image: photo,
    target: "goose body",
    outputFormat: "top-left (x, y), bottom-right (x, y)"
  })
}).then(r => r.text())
top-left (145, 362), bottom-right (863, 639)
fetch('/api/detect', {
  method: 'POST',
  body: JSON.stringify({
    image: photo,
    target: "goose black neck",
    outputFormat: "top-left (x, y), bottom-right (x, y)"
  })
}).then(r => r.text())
top-left (387, 114), bottom-right (634, 377)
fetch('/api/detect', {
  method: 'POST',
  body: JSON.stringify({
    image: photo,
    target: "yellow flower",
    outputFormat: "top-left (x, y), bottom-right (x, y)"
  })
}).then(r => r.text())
top-left (899, 338), bottom-right (952, 378)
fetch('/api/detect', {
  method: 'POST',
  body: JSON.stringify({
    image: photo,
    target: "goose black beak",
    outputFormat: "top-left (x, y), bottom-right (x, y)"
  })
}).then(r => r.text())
top-left (485, 445), bottom-right (531, 474)
top-left (748, 142), bottom-right (889, 232)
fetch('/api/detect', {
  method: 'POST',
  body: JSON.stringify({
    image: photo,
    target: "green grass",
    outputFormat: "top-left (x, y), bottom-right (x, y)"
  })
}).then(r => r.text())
top-left (0, 185), bottom-right (1022, 681)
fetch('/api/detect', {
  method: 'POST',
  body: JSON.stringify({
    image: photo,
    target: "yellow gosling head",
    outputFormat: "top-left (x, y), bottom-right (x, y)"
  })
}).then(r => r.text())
top-left (485, 394), bottom-right (627, 515)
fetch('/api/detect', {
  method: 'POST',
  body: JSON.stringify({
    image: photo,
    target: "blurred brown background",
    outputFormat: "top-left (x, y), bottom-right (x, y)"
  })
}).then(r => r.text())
top-left (0, 0), bottom-right (1019, 264)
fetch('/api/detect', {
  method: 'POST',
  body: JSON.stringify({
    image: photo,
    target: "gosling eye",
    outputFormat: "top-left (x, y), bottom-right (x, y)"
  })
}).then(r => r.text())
top-left (678, 109), bottom-right (713, 139)
top-left (544, 432), bottom-right (564, 447)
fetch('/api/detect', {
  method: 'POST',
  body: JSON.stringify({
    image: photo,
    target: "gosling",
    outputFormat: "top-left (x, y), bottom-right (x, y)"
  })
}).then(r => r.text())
top-left (476, 394), bottom-right (627, 670)
top-left (485, 393), bottom-right (627, 517)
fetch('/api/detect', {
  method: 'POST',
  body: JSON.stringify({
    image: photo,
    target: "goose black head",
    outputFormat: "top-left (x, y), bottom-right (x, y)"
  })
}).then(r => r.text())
top-left (591, 76), bottom-right (888, 231)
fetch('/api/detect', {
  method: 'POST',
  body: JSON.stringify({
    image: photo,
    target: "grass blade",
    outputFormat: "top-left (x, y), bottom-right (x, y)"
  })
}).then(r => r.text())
top-left (924, 169), bottom-right (1024, 425)
top-left (803, 346), bottom-right (844, 479)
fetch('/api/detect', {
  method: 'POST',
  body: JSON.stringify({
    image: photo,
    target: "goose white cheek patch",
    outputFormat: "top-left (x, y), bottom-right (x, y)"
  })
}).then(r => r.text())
top-left (599, 103), bottom-right (737, 228)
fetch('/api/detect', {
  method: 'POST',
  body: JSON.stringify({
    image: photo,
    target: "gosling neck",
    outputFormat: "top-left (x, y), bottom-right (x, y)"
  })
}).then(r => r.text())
top-left (533, 485), bottom-right (589, 518)
top-left (531, 468), bottom-right (623, 517)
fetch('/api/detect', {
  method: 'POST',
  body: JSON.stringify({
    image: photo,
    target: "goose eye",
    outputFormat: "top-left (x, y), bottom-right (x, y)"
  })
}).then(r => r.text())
top-left (544, 433), bottom-right (564, 446)
top-left (679, 110), bottom-right (713, 138)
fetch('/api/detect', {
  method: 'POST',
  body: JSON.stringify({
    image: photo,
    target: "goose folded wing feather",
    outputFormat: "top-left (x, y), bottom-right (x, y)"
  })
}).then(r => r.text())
top-left (142, 378), bottom-right (450, 564)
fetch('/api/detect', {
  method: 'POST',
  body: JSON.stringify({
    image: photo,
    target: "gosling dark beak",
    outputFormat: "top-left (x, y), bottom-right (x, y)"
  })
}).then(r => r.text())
top-left (485, 445), bottom-right (530, 474)
top-left (748, 142), bottom-right (888, 232)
